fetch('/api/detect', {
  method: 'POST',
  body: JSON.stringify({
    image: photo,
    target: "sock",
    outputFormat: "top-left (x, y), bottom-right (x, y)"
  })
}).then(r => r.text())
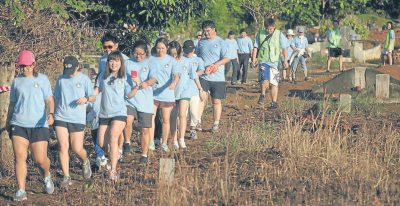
top-left (142, 154), bottom-right (147, 157)
top-left (214, 121), bottom-right (219, 125)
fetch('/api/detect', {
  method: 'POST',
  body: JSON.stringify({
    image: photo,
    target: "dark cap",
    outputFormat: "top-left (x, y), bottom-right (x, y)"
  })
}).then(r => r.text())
top-left (228, 31), bottom-right (235, 36)
top-left (63, 56), bottom-right (79, 75)
top-left (183, 40), bottom-right (195, 54)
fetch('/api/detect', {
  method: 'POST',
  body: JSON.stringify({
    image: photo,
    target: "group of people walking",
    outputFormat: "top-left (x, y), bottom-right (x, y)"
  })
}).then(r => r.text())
top-left (6, 17), bottom-right (357, 201)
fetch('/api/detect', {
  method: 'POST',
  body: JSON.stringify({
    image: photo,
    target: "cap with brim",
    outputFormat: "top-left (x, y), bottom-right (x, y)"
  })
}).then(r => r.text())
top-left (197, 31), bottom-right (202, 36)
top-left (63, 56), bottom-right (79, 75)
top-left (183, 40), bottom-right (195, 54)
top-left (17, 50), bottom-right (35, 66)
top-left (287, 29), bottom-right (295, 36)
top-left (298, 27), bottom-right (305, 33)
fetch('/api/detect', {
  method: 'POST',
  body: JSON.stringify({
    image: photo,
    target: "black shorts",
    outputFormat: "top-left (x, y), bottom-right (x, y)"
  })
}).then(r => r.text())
top-left (10, 125), bottom-right (50, 143)
top-left (127, 106), bottom-right (152, 128)
top-left (200, 78), bottom-right (226, 99)
top-left (99, 116), bottom-right (127, 125)
top-left (329, 48), bottom-right (343, 57)
top-left (54, 120), bottom-right (85, 133)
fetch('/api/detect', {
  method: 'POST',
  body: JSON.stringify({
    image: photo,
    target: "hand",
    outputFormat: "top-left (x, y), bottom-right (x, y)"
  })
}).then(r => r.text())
top-left (47, 114), bottom-right (54, 125)
top-left (199, 90), bottom-right (207, 101)
top-left (140, 81), bottom-right (149, 89)
top-left (76, 96), bottom-right (88, 105)
top-left (169, 82), bottom-right (176, 90)
top-left (210, 64), bottom-right (218, 74)
top-left (252, 59), bottom-right (258, 67)
top-left (283, 61), bottom-right (289, 69)
top-left (132, 77), bottom-right (141, 85)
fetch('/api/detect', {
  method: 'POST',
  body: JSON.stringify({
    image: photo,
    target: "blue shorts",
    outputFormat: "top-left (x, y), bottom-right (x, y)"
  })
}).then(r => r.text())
top-left (259, 63), bottom-right (280, 86)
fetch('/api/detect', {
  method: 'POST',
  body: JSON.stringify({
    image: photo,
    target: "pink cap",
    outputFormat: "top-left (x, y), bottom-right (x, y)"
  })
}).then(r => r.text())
top-left (17, 50), bottom-right (35, 66)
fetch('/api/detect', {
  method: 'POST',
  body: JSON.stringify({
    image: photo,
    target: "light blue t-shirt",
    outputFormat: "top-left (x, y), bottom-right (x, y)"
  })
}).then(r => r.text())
top-left (176, 56), bottom-right (205, 99)
top-left (96, 73), bottom-right (127, 118)
top-left (254, 31), bottom-right (289, 69)
top-left (293, 36), bottom-right (309, 49)
top-left (225, 39), bottom-right (239, 60)
top-left (287, 38), bottom-right (294, 58)
top-left (10, 73), bottom-right (53, 128)
top-left (150, 55), bottom-right (180, 102)
top-left (197, 36), bottom-right (229, 82)
top-left (53, 73), bottom-right (93, 125)
top-left (237, 36), bottom-right (254, 54)
top-left (87, 92), bottom-right (102, 130)
top-left (98, 52), bottom-right (130, 75)
top-left (125, 58), bottom-right (158, 114)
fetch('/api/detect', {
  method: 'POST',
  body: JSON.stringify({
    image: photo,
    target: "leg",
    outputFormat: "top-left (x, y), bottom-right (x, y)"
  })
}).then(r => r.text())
top-left (237, 54), bottom-right (244, 81)
top-left (55, 126), bottom-right (70, 176)
top-left (97, 125), bottom-right (108, 151)
top-left (141, 128), bottom-right (151, 156)
top-left (125, 114), bottom-right (134, 144)
top-left (189, 95), bottom-right (201, 128)
top-left (224, 60), bottom-right (231, 80)
top-left (178, 100), bottom-right (190, 140)
top-left (30, 141), bottom-right (51, 178)
top-left (150, 104), bottom-right (158, 146)
top-left (212, 98), bottom-right (222, 123)
top-left (271, 85), bottom-right (278, 102)
top-left (388, 52), bottom-right (393, 65)
top-left (169, 104), bottom-right (178, 144)
top-left (198, 91), bottom-right (208, 126)
top-left (231, 59), bottom-right (239, 83)
top-left (12, 136), bottom-right (29, 191)
top-left (109, 120), bottom-right (126, 172)
top-left (327, 57), bottom-right (332, 71)
top-left (70, 131), bottom-right (88, 162)
top-left (300, 56), bottom-right (308, 78)
top-left (291, 57), bottom-right (300, 80)
top-left (242, 54), bottom-right (250, 83)
top-left (339, 55), bottom-right (343, 71)
top-left (161, 106), bottom-right (173, 145)
top-left (261, 80), bottom-right (270, 96)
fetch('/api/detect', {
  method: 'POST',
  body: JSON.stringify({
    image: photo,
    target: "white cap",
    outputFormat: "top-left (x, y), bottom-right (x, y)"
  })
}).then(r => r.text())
top-left (287, 29), bottom-right (295, 36)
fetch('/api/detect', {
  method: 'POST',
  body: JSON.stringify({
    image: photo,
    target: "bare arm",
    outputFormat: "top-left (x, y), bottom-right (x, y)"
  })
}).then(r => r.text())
top-left (46, 96), bottom-right (55, 125)
top-left (6, 102), bottom-right (15, 131)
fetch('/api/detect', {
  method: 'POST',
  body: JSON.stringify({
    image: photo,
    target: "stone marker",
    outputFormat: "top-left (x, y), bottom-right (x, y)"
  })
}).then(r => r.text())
top-left (339, 94), bottom-right (352, 113)
top-left (159, 158), bottom-right (175, 184)
top-left (353, 67), bottom-right (367, 88)
top-left (376, 74), bottom-right (390, 100)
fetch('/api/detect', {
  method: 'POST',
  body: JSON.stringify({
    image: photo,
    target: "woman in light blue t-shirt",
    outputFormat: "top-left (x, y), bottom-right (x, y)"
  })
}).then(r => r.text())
top-left (148, 38), bottom-right (180, 152)
top-left (54, 56), bottom-right (95, 188)
top-left (94, 51), bottom-right (137, 180)
top-left (6, 50), bottom-right (55, 201)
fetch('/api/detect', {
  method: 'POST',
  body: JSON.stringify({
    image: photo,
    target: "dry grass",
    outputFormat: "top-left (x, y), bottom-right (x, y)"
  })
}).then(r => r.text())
top-left (0, 97), bottom-right (399, 205)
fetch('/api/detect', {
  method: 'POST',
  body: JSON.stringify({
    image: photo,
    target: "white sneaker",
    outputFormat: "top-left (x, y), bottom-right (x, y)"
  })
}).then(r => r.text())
top-left (149, 141), bottom-right (155, 150)
top-left (178, 138), bottom-right (187, 149)
top-left (96, 156), bottom-right (108, 168)
top-left (173, 141), bottom-right (179, 150)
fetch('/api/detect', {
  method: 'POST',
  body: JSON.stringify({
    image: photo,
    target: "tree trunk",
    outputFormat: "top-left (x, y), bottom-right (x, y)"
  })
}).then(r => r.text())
top-left (0, 62), bottom-right (15, 176)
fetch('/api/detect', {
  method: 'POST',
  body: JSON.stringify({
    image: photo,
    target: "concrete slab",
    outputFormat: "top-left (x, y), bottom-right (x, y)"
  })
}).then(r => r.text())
top-left (353, 67), bottom-right (367, 88)
top-left (339, 94), bottom-right (352, 113)
top-left (159, 158), bottom-right (175, 185)
top-left (376, 74), bottom-right (390, 100)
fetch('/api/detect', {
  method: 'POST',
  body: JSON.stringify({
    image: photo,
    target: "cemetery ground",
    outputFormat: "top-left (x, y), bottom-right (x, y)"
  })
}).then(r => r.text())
top-left (1, 57), bottom-right (400, 205)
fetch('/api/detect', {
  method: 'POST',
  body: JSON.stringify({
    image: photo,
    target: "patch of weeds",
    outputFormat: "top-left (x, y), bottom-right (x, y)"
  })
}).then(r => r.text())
top-left (352, 94), bottom-right (382, 116)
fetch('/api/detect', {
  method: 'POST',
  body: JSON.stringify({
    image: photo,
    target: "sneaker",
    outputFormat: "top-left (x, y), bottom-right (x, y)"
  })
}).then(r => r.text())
top-left (139, 156), bottom-right (148, 164)
top-left (43, 174), bottom-right (55, 194)
top-left (195, 123), bottom-right (203, 131)
top-left (149, 141), bottom-right (156, 150)
top-left (173, 141), bottom-right (179, 150)
top-left (161, 143), bottom-right (170, 152)
top-left (96, 156), bottom-right (108, 168)
top-left (109, 170), bottom-right (118, 181)
top-left (211, 124), bottom-right (219, 133)
top-left (82, 159), bottom-right (92, 179)
top-left (123, 143), bottom-right (132, 154)
top-left (189, 130), bottom-right (198, 140)
top-left (60, 176), bottom-right (72, 188)
top-left (178, 138), bottom-right (187, 149)
top-left (268, 101), bottom-right (278, 109)
top-left (258, 95), bottom-right (265, 104)
top-left (14, 189), bottom-right (27, 201)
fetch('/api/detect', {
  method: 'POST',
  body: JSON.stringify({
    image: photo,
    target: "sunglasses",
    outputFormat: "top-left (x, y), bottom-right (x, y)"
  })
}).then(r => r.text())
top-left (108, 76), bottom-right (116, 85)
top-left (103, 45), bottom-right (114, 49)
top-left (134, 52), bottom-right (146, 56)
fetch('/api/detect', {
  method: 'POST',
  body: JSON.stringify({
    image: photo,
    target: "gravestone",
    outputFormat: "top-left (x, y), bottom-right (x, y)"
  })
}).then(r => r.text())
top-left (376, 74), bottom-right (390, 100)
top-left (339, 94), bottom-right (352, 113)
top-left (159, 158), bottom-right (175, 185)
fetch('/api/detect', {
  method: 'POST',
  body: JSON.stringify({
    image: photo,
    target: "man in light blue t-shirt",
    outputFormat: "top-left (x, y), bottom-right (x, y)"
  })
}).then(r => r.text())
top-left (197, 20), bottom-right (230, 132)
top-left (236, 28), bottom-right (254, 84)
top-left (291, 27), bottom-right (311, 82)
top-left (224, 31), bottom-right (239, 84)
top-left (98, 32), bottom-right (130, 76)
